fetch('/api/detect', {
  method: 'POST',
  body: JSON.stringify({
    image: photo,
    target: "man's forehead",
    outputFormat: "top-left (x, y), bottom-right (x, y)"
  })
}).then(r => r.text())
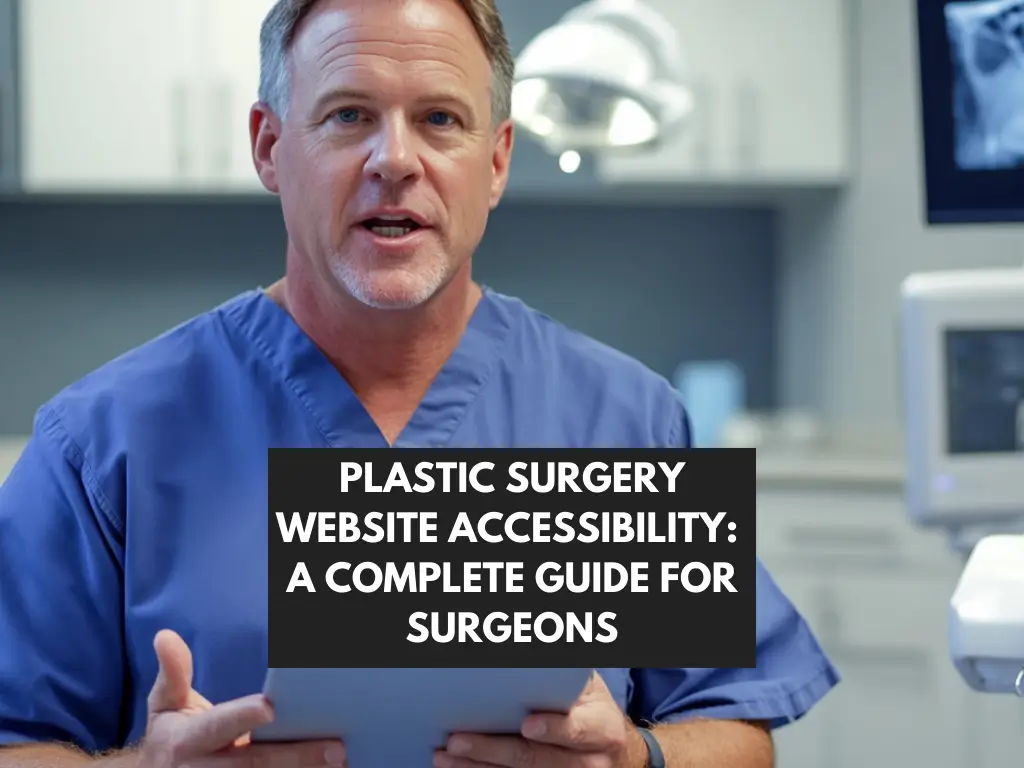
top-left (292, 0), bottom-right (485, 68)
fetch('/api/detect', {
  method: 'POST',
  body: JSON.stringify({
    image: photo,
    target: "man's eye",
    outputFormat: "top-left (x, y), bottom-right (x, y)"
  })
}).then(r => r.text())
top-left (427, 111), bottom-right (454, 127)
top-left (334, 108), bottom-right (361, 124)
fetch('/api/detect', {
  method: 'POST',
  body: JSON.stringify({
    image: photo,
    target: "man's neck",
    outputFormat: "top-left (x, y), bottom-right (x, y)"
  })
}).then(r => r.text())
top-left (265, 263), bottom-right (481, 399)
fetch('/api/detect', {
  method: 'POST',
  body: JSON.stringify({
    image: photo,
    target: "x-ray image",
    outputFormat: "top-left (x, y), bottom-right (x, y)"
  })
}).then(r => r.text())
top-left (946, 0), bottom-right (1024, 170)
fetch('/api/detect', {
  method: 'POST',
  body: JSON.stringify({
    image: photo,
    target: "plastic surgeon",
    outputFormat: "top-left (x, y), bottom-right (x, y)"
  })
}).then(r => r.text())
top-left (0, 0), bottom-right (839, 766)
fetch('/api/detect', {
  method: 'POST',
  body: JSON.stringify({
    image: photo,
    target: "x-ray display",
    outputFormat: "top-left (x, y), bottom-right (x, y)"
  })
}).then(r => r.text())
top-left (945, 328), bottom-right (1024, 454)
top-left (946, 0), bottom-right (1024, 170)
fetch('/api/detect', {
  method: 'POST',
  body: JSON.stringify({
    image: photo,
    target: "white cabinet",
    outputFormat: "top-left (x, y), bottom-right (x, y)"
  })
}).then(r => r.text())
top-left (19, 0), bottom-right (203, 191)
top-left (757, 483), bottom-right (971, 768)
top-left (18, 0), bottom-right (274, 193)
top-left (820, 576), bottom-right (970, 768)
top-left (17, 0), bottom-right (849, 195)
top-left (204, 0), bottom-right (278, 192)
top-left (598, 0), bottom-right (850, 187)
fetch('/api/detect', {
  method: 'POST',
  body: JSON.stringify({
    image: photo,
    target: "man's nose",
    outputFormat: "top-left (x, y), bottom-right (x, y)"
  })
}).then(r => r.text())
top-left (364, 120), bottom-right (421, 183)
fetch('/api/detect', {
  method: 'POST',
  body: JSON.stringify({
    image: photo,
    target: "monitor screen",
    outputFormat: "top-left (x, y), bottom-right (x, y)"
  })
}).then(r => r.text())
top-left (917, 0), bottom-right (1024, 223)
top-left (945, 328), bottom-right (1024, 453)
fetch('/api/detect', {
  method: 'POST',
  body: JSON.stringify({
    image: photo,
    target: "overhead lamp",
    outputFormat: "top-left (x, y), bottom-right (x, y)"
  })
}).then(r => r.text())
top-left (511, 0), bottom-right (693, 155)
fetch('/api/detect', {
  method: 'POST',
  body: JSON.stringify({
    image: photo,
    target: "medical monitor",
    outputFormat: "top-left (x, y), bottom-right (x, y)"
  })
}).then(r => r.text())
top-left (916, 0), bottom-right (1024, 223)
top-left (901, 268), bottom-right (1024, 528)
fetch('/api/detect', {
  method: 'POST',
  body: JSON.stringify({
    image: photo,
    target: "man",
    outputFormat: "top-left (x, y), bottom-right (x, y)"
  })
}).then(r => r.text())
top-left (0, 0), bottom-right (838, 766)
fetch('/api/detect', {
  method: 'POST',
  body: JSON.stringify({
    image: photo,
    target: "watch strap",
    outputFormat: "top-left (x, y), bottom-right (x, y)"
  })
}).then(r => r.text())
top-left (637, 727), bottom-right (666, 768)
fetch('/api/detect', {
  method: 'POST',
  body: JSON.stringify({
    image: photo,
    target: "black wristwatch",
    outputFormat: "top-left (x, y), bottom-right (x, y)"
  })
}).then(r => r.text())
top-left (637, 727), bottom-right (666, 768)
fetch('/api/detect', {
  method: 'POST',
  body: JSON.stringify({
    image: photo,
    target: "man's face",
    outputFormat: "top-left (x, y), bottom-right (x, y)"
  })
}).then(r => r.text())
top-left (255, 0), bottom-right (513, 310)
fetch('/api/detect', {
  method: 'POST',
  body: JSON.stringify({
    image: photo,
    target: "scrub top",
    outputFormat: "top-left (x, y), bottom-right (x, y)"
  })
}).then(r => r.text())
top-left (0, 287), bottom-right (839, 752)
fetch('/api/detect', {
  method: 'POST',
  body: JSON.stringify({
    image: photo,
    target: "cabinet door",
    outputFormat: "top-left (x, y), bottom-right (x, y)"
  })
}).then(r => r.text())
top-left (758, 570), bottom-right (832, 768)
top-left (823, 574), bottom-right (970, 768)
top-left (19, 0), bottom-right (204, 191)
top-left (766, 566), bottom-right (971, 768)
top-left (597, 0), bottom-right (849, 186)
top-left (205, 0), bottom-right (277, 192)
top-left (965, 689), bottom-right (1024, 767)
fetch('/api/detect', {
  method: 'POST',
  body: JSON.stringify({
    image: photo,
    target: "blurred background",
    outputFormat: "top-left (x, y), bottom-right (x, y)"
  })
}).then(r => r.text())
top-left (2, 0), bottom-right (1024, 765)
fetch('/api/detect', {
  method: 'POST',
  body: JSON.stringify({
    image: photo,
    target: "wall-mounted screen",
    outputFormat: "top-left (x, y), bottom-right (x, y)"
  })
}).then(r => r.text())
top-left (917, 0), bottom-right (1024, 223)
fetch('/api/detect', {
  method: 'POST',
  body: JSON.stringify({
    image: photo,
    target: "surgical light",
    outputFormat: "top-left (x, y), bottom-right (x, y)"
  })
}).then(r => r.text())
top-left (511, 0), bottom-right (693, 155)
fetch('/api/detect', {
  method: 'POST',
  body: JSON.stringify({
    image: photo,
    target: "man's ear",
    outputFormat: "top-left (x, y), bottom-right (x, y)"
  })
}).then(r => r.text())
top-left (250, 103), bottom-right (283, 194)
top-left (489, 119), bottom-right (515, 210)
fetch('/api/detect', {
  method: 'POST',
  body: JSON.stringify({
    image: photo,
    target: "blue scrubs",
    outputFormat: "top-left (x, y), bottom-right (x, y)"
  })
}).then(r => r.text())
top-left (0, 287), bottom-right (838, 752)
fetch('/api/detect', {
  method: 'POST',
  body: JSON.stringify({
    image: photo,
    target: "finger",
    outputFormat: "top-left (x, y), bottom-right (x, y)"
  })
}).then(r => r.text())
top-left (148, 629), bottom-right (194, 713)
top-left (443, 734), bottom-right (567, 768)
top-left (173, 694), bottom-right (275, 757)
top-left (521, 706), bottom-right (615, 750)
top-left (199, 739), bottom-right (347, 768)
top-left (434, 754), bottom-right (506, 768)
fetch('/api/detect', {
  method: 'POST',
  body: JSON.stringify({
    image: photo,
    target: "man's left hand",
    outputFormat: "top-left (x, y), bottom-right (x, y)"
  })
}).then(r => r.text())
top-left (435, 673), bottom-right (647, 768)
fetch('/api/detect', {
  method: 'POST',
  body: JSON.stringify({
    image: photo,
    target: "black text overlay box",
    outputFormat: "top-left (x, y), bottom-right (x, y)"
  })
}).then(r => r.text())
top-left (268, 448), bottom-right (756, 668)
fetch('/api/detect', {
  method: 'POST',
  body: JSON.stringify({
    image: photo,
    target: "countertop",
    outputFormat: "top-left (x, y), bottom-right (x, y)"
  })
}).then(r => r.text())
top-left (748, 422), bottom-right (906, 492)
top-left (756, 451), bottom-right (905, 491)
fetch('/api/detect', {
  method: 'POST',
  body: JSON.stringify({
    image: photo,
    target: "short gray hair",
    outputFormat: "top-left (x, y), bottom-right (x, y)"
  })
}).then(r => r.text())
top-left (258, 0), bottom-right (515, 125)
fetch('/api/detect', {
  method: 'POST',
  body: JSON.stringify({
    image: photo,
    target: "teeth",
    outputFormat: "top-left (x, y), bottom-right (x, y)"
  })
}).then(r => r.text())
top-left (371, 226), bottom-right (413, 238)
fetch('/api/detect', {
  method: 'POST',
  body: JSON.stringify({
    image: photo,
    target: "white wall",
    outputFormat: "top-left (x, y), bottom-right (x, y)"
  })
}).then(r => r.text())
top-left (778, 0), bottom-right (1024, 435)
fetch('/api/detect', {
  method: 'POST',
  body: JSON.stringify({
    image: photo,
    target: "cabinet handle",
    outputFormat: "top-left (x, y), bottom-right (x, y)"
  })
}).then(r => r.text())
top-left (831, 645), bottom-right (929, 668)
top-left (172, 82), bottom-right (191, 178)
top-left (785, 524), bottom-right (898, 550)
top-left (212, 81), bottom-right (233, 180)
top-left (0, 80), bottom-right (5, 181)
top-left (735, 80), bottom-right (759, 171)
top-left (690, 77), bottom-right (712, 173)
top-left (0, 79), bottom-right (11, 185)
top-left (829, 645), bottom-right (932, 686)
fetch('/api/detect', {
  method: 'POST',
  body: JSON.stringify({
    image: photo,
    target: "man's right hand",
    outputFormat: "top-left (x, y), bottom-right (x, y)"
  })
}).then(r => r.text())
top-left (139, 629), bottom-right (346, 768)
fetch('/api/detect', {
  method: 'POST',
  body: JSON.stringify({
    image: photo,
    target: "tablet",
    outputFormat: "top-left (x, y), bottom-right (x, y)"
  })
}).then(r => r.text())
top-left (252, 667), bottom-right (593, 768)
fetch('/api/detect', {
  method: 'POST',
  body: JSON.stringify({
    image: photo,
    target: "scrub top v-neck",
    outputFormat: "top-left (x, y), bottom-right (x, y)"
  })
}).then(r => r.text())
top-left (0, 287), bottom-right (839, 752)
top-left (245, 285), bottom-right (514, 449)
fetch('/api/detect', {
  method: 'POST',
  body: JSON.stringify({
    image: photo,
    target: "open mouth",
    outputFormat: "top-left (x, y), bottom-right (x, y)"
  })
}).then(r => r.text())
top-left (360, 217), bottom-right (423, 238)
